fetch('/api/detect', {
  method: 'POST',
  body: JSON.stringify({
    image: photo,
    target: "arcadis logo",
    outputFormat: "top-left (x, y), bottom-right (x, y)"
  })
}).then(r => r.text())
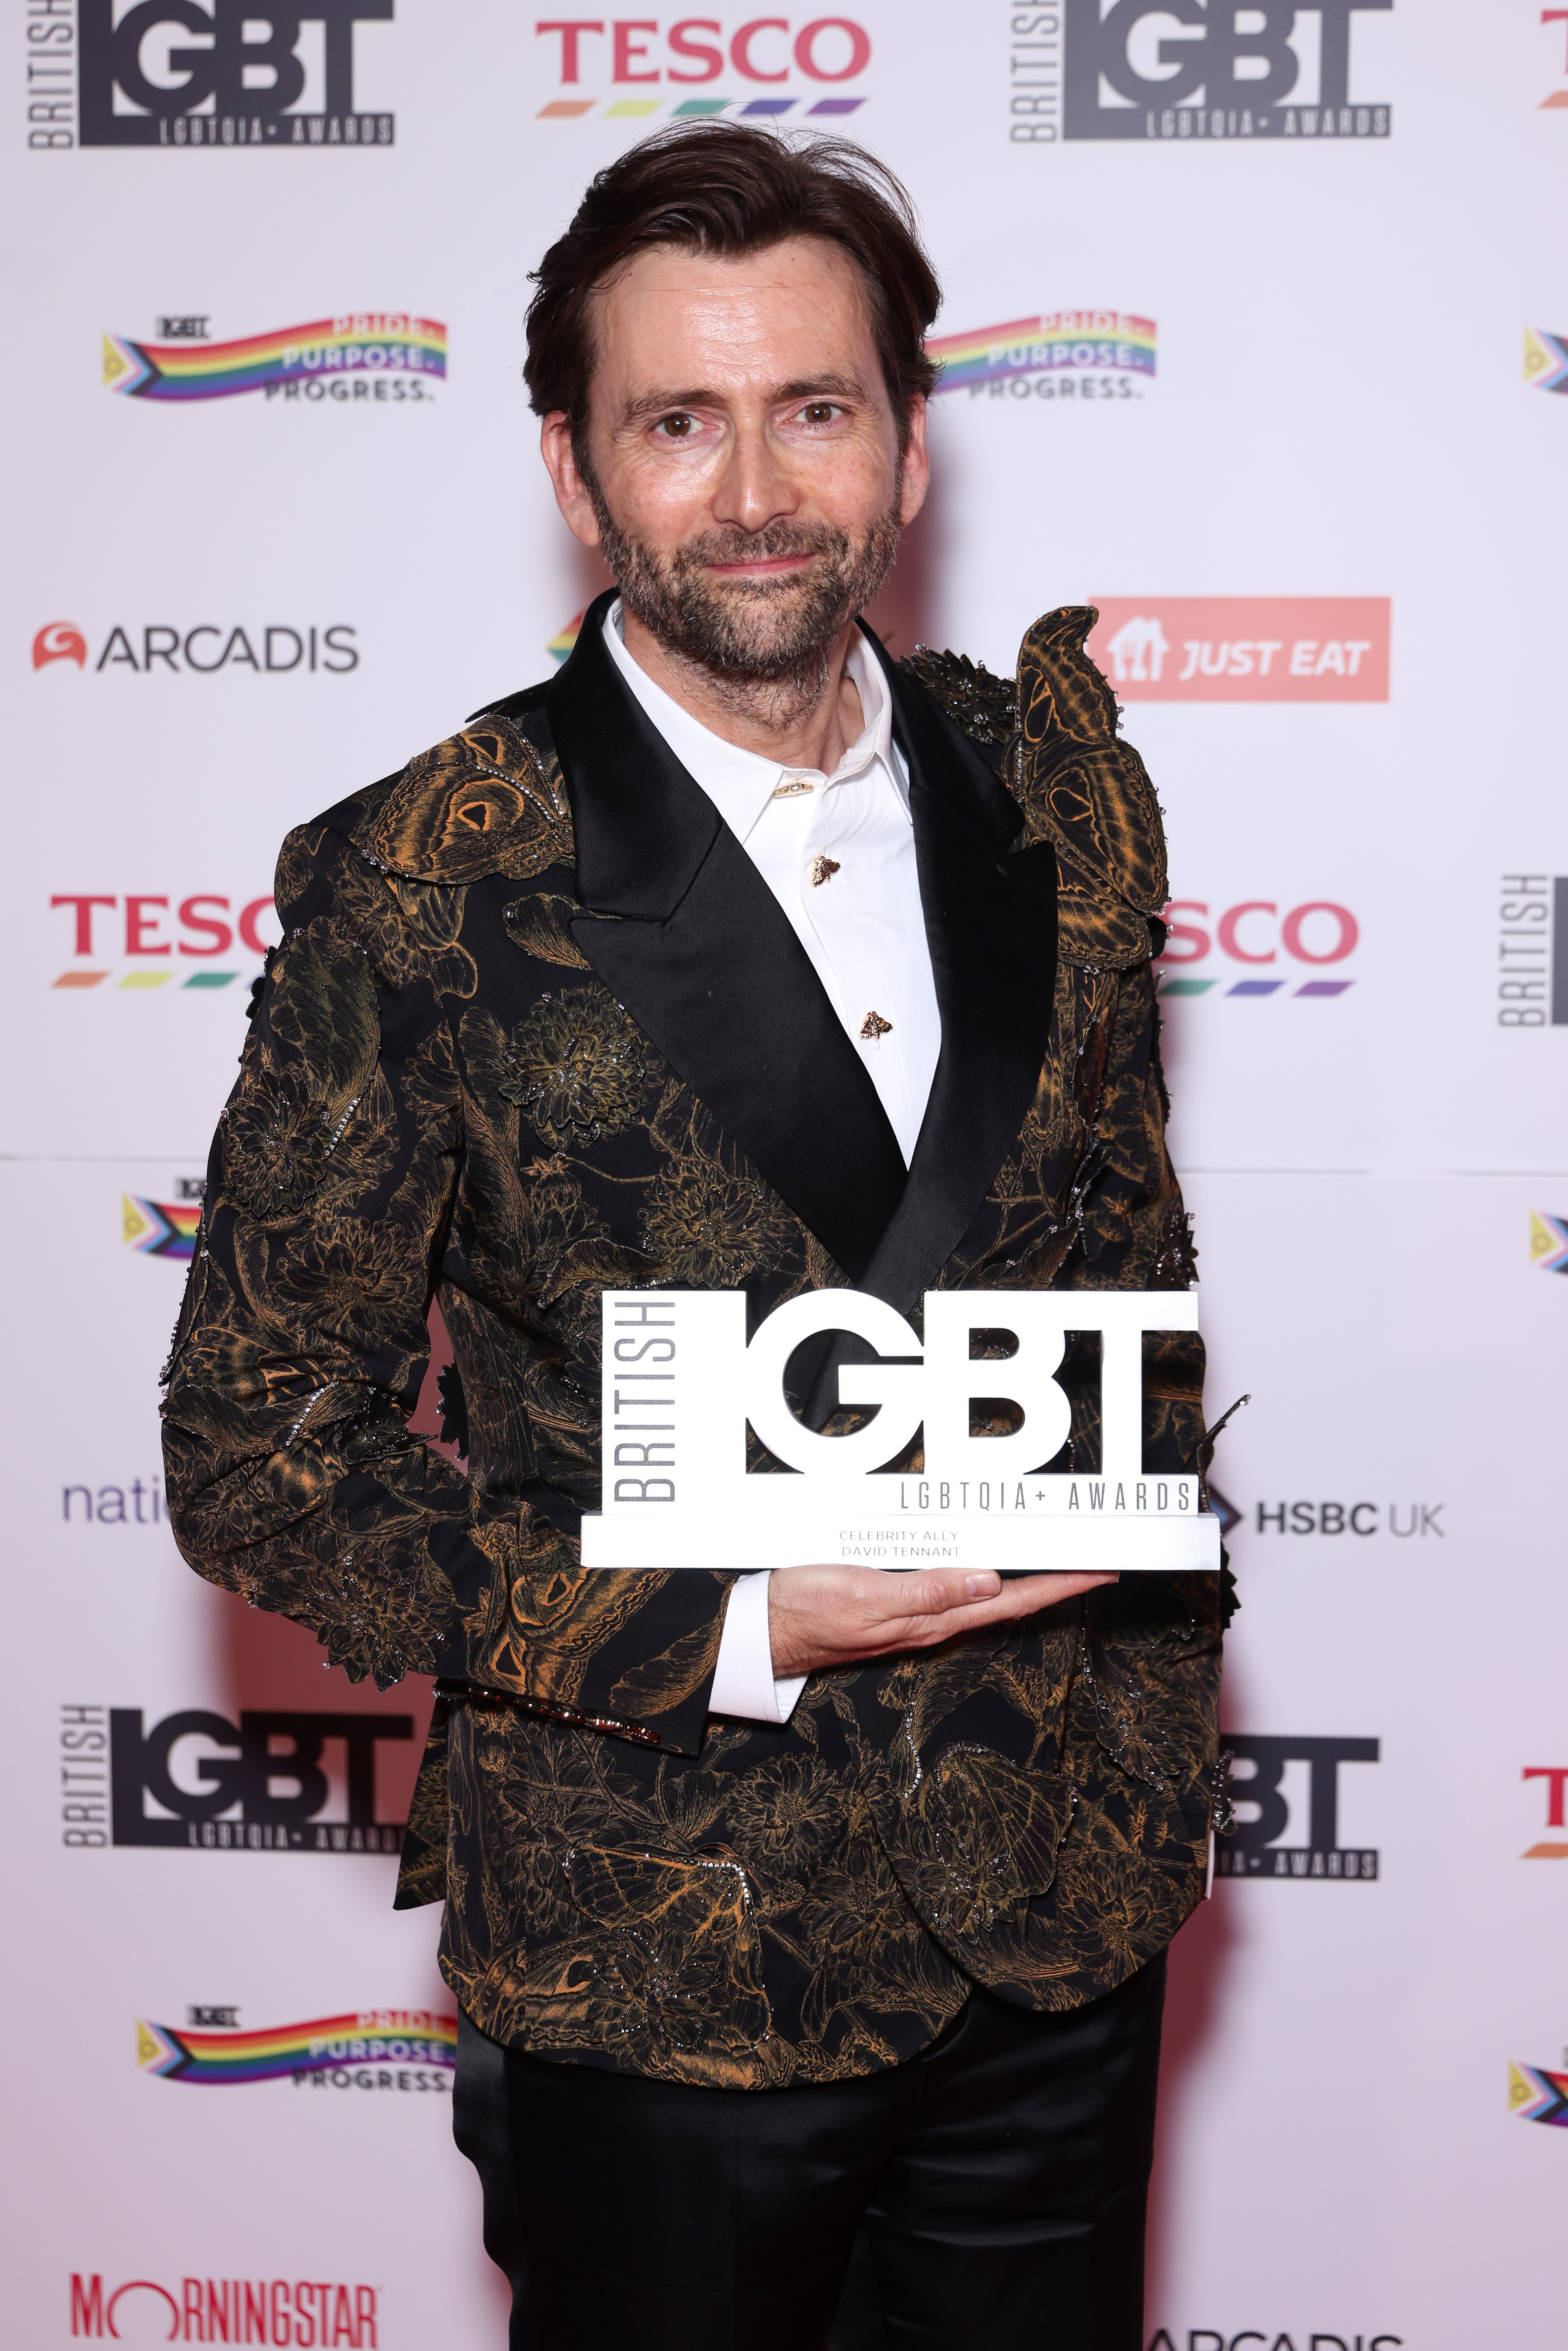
top-left (534, 15), bottom-right (870, 121)
top-left (69, 2271), bottom-right (380, 2343)
top-left (34, 620), bottom-right (358, 673)
top-left (138, 2007), bottom-right (456, 2087)
top-left (1009, 0), bottom-right (1393, 146)
top-left (53, 1), bottom-right (397, 153)
top-left (1087, 599), bottom-right (1390, 701)
top-left (1147, 2331), bottom-right (1403, 2350)
top-left (103, 315), bottom-right (443, 403)
top-left (1158, 895), bottom-right (1360, 1001)
top-left (928, 313), bottom-right (1155, 403)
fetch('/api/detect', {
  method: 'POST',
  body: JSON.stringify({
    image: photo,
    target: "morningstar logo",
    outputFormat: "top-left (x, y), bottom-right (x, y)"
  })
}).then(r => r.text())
top-left (534, 15), bottom-right (870, 122)
top-left (1158, 897), bottom-right (1359, 1002)
top-left (103, 316), bottom-right (443, 402)
top-left (67, 1), bottom-right (396, 151)
top-left (138, 2007), bottom-right (455, 2086)
top-left (1216, 1734), bottom-right (1379, 1880)
top-left (50, 891), bottom-right (277, 993)
top-left (1087, 599), bottom-right (1390, 702)
top-left (105, 1708), bottom-right (414, 1852)
top-left (69, 2272), bottom-right (379, 2342)
top-left (928, 312), bottom-right (1154, 404)
top-left (34, 621), bottom-right (359, 672)
top-left (1010, 1), bottom-right (1393, 146)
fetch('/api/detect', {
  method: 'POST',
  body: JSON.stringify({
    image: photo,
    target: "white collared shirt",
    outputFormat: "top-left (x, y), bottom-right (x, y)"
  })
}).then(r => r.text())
top-left (601, 602), bottom-right (942, 1723)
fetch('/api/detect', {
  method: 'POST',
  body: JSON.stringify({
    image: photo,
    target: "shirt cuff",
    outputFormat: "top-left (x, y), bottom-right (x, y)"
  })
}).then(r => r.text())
top-left (709, 1571), bottom-right (807, 1725)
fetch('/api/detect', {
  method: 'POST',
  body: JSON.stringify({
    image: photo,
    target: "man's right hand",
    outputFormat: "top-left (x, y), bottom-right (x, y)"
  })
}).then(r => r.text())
top-left (768, 1563), bottom-right (1117, 1677)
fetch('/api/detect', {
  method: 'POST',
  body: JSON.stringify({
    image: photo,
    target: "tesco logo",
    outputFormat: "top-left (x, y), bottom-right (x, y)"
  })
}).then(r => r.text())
top-left (1160, 898), bottom-right (1360, 1000)
top-left (536, 17), bottom-right (871, 83)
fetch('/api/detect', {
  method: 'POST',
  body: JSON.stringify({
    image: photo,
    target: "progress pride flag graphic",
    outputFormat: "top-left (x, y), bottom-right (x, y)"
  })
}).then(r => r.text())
top-left (1087, 598), bottom-right (1391, 702)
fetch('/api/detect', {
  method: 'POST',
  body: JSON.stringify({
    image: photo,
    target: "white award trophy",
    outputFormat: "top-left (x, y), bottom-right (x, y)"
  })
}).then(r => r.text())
top-left (580, 1289), bottom-right (1220, 1575)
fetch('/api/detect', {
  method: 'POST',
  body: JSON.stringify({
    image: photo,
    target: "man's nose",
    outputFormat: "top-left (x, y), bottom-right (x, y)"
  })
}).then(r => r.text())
top-left (711, 421), bottom-right (802, 536)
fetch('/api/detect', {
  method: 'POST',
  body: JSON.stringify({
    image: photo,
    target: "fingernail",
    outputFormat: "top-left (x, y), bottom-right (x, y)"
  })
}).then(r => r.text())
top-left (965, 1573), bottom-right (1000, 1598)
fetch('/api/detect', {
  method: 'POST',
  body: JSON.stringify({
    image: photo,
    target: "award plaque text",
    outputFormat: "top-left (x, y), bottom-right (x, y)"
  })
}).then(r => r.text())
top-left (580, 1289), bottom-right (1220, 1574)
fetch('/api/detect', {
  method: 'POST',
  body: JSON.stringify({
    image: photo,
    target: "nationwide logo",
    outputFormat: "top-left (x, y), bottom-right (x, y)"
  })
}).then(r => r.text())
top-left (138, 2008), bottom-right (456, 2086)
top-left (1496, 873), bottom-right (1567, 1024)
top-left (69, 2273), bottom-right (379, 2343)
top-left (51, 891), bottom-right (277, 991)
top-left (34, 621), bottom-right (358, 673)
top-left (56, 1), bottom-right (396, 153)
top-left (1215, 1734), bottom-right (1379, 1880)
top-left (1509, 2064), bottom-right (1568, 2125)
top-left (1521, 1764), bottom-right (1568, 1858)
top-left (104, 313), bottom-right (442, 403)
top-left (1158, 897), bottom-right (1360, 1001)
top-left (1009, 0), bottom-right (1394, 146)
top-left (1087, 599), bottom-right (1390, 702)
top-left (106, 1707), bottom-right (414, 1851)
top-left (928, 313), bottom-right (1155, 404)
top-left (124, 1196), bottom-right (201, 1263)
top-left (535, 15), bottom-right (870, 120)
top-left (1531, 1213), bottom-right (1568, 1274)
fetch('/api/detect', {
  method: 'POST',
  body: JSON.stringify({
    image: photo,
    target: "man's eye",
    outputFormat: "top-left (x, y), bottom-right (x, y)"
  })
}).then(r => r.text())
top-left (800, 403), bottom-right (839, 425)
top-left (656, 414), bottom-right (695, 439)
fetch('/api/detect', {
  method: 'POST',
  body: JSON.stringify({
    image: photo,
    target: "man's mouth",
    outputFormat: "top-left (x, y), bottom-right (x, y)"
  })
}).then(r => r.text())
top-left (703, 553), bottom-right (817, 581)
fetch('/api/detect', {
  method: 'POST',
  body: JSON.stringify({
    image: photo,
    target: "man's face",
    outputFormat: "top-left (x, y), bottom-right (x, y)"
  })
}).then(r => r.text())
top-left (542, 236), bottom-right (928, 687)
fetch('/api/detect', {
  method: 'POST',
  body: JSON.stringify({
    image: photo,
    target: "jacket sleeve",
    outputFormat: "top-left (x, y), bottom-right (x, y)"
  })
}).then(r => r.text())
top-left (1012, 607), bottom-right (1206, 1479)
top-left (160, 810), bottom-right (730, 1748)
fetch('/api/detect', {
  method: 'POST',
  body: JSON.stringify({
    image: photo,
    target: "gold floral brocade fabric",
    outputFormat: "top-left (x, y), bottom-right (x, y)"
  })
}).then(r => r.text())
top-left (161, 605), bottom-right (1225, 2089)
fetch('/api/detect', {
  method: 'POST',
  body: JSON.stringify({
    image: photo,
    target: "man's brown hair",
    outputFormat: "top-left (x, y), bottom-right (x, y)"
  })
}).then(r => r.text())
top-left (524, 121), bottom-right (941, 448)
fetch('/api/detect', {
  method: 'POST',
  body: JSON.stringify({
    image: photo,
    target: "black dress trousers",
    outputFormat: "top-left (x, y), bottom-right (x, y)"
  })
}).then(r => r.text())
top-left (453, 1953), bottom-right (1167, 2351)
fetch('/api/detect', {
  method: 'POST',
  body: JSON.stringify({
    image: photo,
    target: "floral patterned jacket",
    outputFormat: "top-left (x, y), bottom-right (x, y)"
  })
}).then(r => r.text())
top-left (161, 593), bottom-right (1226, 2088)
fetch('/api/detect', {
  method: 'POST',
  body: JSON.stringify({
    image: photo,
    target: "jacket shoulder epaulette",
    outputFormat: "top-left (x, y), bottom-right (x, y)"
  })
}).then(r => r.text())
top-left (899, 645), bottom-right (1019, 753)
top-left (343, 704), bottom-right (573, 887)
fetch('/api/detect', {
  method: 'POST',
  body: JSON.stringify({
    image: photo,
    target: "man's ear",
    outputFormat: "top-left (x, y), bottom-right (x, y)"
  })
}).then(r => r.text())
top-left (540, 412), bottom-right (604, 551)
top-left (898, 395), bottom-right (930, 528)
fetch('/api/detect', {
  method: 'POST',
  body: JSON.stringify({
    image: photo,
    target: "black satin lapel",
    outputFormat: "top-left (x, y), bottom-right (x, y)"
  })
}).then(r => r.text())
top-left (854, 654), bottom-right (1059, 1316)
top-left (550, 595), bottom-right (907, 1283)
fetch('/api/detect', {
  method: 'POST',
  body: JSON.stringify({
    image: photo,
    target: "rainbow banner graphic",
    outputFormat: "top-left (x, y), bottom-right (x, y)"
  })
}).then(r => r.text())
top-left (103, 315), bottom-right (446, 402)
top-left (138, 2012), bottom-right (459, 2086)
top-left (1524, 327), bottom-right (1568, 394)
top-left (928, 312), bottom-right (1157, 395)
top-left (1510, 2062), bottom-right (1568, 2125)
top-left (122, 1195), bottom-right (201, 1261)
top-left (547, 610), bottom-right (587, 664)
top-left (1529, 1211), bottom-right (1568, 1273)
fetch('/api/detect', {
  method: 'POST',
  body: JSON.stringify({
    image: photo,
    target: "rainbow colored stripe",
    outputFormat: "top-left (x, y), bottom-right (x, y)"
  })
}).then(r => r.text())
top-left (928, 313), bottom-right (1157, 394)
top-left (1524, 328), bottom-right (1568, 394)
top-left (548, 610), bottom-right (587, 664)
top-left (123, 1195), bottom-right (201, 1261)
top-left (138, 2013), bottom-right (458, 2086)
top-left (1510, 2062), bottom-right (1568, 2124)
top-left (103, 315), bottom-right (446, 402)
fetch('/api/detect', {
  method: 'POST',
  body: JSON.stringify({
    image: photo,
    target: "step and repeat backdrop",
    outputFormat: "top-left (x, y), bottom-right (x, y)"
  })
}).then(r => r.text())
top-left (5, 3), bottom-right (1566, 2345)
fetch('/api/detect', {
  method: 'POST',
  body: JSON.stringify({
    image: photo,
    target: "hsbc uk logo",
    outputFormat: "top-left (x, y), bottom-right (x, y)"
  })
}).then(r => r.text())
top-left (1010, 1), bottom-right (1393, 147)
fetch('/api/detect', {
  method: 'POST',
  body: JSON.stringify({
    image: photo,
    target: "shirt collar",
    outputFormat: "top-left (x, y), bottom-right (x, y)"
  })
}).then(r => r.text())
top-left (601, 598), bottom-right (905, 846)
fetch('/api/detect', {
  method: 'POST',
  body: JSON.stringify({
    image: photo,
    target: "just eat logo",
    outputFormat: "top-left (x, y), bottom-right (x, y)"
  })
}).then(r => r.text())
top-left (534, 17), bottom-right (872, 118)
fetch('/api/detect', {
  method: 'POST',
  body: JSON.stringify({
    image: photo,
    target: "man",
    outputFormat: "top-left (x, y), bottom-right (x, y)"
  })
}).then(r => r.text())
top-left (162, 123), bottom-right (1227, 2351)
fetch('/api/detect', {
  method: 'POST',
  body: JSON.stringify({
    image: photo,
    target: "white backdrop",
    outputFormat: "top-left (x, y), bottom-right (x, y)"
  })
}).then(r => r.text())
top-left (5, 4), bottom-right (1567, 2345)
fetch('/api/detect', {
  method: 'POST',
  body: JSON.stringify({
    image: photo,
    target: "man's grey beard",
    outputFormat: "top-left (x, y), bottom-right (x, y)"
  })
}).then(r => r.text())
top-left (585, 470), bottom-right (903, 720)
